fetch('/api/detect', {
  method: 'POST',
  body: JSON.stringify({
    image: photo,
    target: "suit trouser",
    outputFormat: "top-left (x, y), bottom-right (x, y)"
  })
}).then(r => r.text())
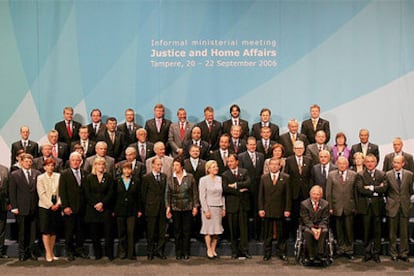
top-left (389, 214), bottom-right (409, 258)
top-left (362, 206), bottom-right (382, 256)
top-left (146, 212), bottom-right (167, 256)
top-left (263, 217), bottom-right (287, 257)
top-left (89, 213), bottom-right (114, 259)
top-left (64, 213), bottom-right (86, 256)
top-left (335, 214), bottom-right (354, 255)
top-left (303, 230), bottom-right (327, 259)
top-left (17, 214), bottom-right (37, 257)
top-left (172, 210), bottom-right (192, 256)
top-left (116, 216), bottom-right (136, 258)
top-left (227, 211), bottom-right (249, 255)
top-left (0, 211), bottom-right (7, 254)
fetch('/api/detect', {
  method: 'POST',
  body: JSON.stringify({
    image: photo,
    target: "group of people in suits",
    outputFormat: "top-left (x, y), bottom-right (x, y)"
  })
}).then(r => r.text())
top-left (1, 103), bottom-right (413, 265)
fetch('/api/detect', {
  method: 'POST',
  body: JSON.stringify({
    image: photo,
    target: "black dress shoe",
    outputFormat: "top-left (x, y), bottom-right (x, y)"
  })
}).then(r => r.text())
top-left (67, 254), bottom-right (75, 261)
top-left (183, 255), bottom-right (189, 260)
top-left (242, 253), bottom-right (252, 259)
top-left (147, 254), bottom-right (154, 260)
top-left (263, 255), bottom-right (271, 261)
top-left (391, 256), bottom-right (398, 262)
top-left (373, 255), bottom-right (381, 263)
top-left (176, 256), bottom-right (182, 260)
top-left (400, 256), bottom-right (409, 262)
top-left (19, 255), bottom-right (27, 262)
top-left (29, 253), bottom-right (38, 261)
top-left (279, 255), bottom-right (288, 261)
top-left (362, 255), bottom-right (371, 262)
top-left (345, 254), bottom-right (354, 260)
top-left (231, 254), bottom-right (238, 259)
top-left (155, 252), bottom-right (167, 260)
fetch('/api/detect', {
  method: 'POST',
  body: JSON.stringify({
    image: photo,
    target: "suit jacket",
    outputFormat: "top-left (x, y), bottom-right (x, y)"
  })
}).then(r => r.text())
top-left (256, 140), bottom-right (276, 159)
top-left (310, 163), bottom-right (337, 196)
top-left (183, 140), bottom-right (210, 160)
top-left (145, 155), bottom-right (173, 179)
top-left (305, 143), bottom-right (333, 165)
top-left (300, 117), bottom-right (331, 144)
top-left (0, 165), bottom-right (9, 212)
top-left (117, 122), bottom-right (142, 145)
top-left (32, 156), bottom-right (63, 173)
top-left (51, 142), bottom-right (70, 162)
top-left (197, 120), bottom-right (222, 151)
top-left (350, 142), bottom-right (380, 166)
top-left (284, 155), bottom-right (313, 200)
top-left (279, 132), bottom-right (309, 157)
top-left (229, 138), bottom-right (247, 154)
top-left (116, 159), bottom-right (145, 184)
top-left (222, 118), bottom-right (249, 140)
top-left (326, 169), bottom-right (357, 216)
top-left (222, 168), bottom-right (251, 213)
top-left (128, 142), bottom-right (155, 164)
top-left (209, 149), bottom-right (235, 176)
top-left (263, 158), bottom-right (286, 175)
top-left (113, 175), bottom-right (140, 217)
top-left (166, 173), bottom-right (199, 211)
top-left (37, 172), bottom-right (61, 209)
top-left (385, 169), bottom-right (414, 218)
top-left (355, 169), bottom-right (387, 216)
top-left (71, 139), bottom-right (96, 158)
top-left (141, 172), bottom-right (167, 216)
top-left (383, 152), bottom-right (414, 173)
top-left (251, 122), bottom-right (280, 142)
top-left (145, 118), bottom-right (172, 145)
top-left (238, 151), bottom-right (265, 188)
top-left (9, 168), bottom-right (41, 215)
top-left (87, 122), bottom-right (106, 142)
top-left (55, 120), bottom-right (82, 146)
top-left (10, 140), bottom-right (39, 166)
top-left (183, 158), bottom-right (206, 185)
top-left (97, 131), bottom-right (127, 162)
top-left (59, 167), bottom-right (86, 214)
top-left (168, 121), bottom-right (194, 157)
top-left (300, 198), bottom-right (329, 232)
top-left (83, 155), bottom-right (116, 179)
top-left (258, 172), bottom-right (291, 218)
top-left (84, 172), bottom-right (115, 223)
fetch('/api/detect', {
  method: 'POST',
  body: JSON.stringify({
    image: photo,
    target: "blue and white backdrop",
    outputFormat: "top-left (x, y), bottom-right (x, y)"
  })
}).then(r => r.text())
top-left (1, 0), bottom-right (413, 167)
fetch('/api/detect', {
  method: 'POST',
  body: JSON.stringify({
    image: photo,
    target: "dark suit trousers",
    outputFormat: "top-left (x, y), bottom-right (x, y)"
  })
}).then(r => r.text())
top-left (0, 211), bottom-right (7, 254)
top-left (304, 230), bottom-right (327, 258)
top-left (17, 214), bottom-right (37, 256)
top-left (389, 212), bottom-right (409, 258)
top-left (362, 206), bottom-right (382, 256)
top-left (335, 214), bottom-right (354, 255)
top-left (64, 213), bottom-right (86, 255)
top-left (89, 213), bottom-right (114, 259)
top-left (172, 210), bottom-right (192, 256)
top-left (227, 211), bottom-right (249, 255)
top-left (146, 212), bottom-right (167, 255)
top-left (116, 216), bottom-right (136, 258)
top-left (263, 217), bottom-right (286, 257)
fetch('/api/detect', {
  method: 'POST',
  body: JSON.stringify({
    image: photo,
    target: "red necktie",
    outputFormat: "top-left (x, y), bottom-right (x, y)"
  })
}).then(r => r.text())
top-left (180, 123), bottom-right (185, 141)
top-left (67, 122), bottom-right (72, 138)
top-left (314, 201), bottom-right (319, 212)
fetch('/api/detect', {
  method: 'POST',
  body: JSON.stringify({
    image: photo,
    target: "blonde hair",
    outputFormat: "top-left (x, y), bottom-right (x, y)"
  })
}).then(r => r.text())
top-left (205, 160), bottom-right (218, 174)
top-left (92, 157), bottom-right (106, 174)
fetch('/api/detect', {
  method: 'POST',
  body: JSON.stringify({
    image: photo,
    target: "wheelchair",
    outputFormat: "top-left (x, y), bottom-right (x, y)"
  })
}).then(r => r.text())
top-left (294, 224), bottom-right (335, 266)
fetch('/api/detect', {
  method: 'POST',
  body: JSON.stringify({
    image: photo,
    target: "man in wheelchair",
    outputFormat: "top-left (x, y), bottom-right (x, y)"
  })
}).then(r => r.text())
top-left (298, 185), bottom-right (330, 265)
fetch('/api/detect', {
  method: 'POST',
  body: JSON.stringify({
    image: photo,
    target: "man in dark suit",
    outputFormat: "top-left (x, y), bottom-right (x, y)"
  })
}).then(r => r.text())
top-left (48, 129), bottom-right (70, 163)
top-left (258, 158), bottom-right (291, 261)
top-left (250, 108), bottom-right (279, 142)
top-left (87, 108), bottom-right (106, 142)
top-left (116, 147), bottom-right (145, 183)
top-left (310, 150), bottom-right (337, 197)
top-left (183, 126), bottom-right (209, 160)
top-left (197, 106), bottom-right (222, 151)
top-left (54, 106), bottom-right (82, 146)
top-left (71, 126), bottom-right (96, 158)
top-left (10, 126), bottom-right (39, 167)
top-left (144, 103), bottom-right (172, 150)
top-left (222, 104), bottom-right (249, 140)
top-left (256, 126), bottom-right (276, 160)
top-left (9, 154), bottom-right (41, 261)
top-left (285, 140), bottom-right (313, 235)
top-left (350, 128), bottom-right (380, 166)
top-left (326, 156), bottom-right (357, 259)
top-left (97, 117), bottom-right (127, 163)
top-left (356, 154), bottom-right (387, 263)
top-left (222, 154), bottom-right (251, 259)
top-left (129, 128), bottom-right (155, 165)
top-left (300, 104), bottom-right (331, 144)
top-left (279, 119), bottom-right (309, 157)
top-left (168, 108), bottom-right (194, 158)
top-left (229, 125), bottom-right (247, 154)
top-left (117, 108), bottom-right (142, 145)
top-left (141, 157), bottom-right (168, 260)
top-left (0, 164), bottom-right (9, 258)
top-left (385, 155), bottom-right (414, 262)
top-left (382, 137), bottom-right (414, 173)
top-left (305, 130), bottom-right (333, 165)
top-left (32, 143), bottom-right (63, 173)
top-left (209, 134), bottom-right (234, 176)
top-left (83, 141), bottom-right (116, 179)
top-left (59, 152), bottom-right (88, 261)
top-left (300, 185), bottom-right (330, 264)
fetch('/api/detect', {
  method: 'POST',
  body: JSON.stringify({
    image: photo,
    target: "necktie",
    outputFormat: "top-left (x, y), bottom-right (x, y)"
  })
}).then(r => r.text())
top-left (23, 141), bottom-right (27, 150)
top-left (291, 134), bottom-right (296, 144)
top-left (222, 151), bottom-right (227, 163)
top-left (341, 172), bottom-right (345, 183)
top-left (156, 119), bottom-right (161, 132)
top-left (234, 140), bottom-right (238, 153)
top-left (397, 172), bottom-right (401, 188)
top-left (74, 170), bottom-right (81, 186)
top-left (180, 122), bottom-right (185, 141)
top-left (233, 170), bottom-right (238, 179)
top-left (234, 119), bottom-right (238, 126)
top-left (156, 174), bottom-right (160, 182)
top-left (110, 132), bottom-right (115, 143)
top-left (272, 174), bottom-right (277, 185)
top-left (82, 141), bottom-right (87, 153)
top-left (192, 159), bottom-right (197, 171)
top-left (94, 124), bottom-right (98, 134)
top-left (67, 122), bottom-right (72, 138)
top-left (208, 122), bottom-right (213, 145)
top-left (314, 201), bottom-right (319, 212)
top-left (298, 158), bottom-right (302, 175)
top-left (322, 164), bottom-right (326, 178)
top-left (312, 119), bottom-right (317, 131)
top-left (318, 145), bottom-right (323, 152)
top-left (251, 153), bottom-right (256, 167)
top-left (140, 144), bottom-right (146, 161)
top-left (264, 140), bottom-right (268, 153)
top-left (52, 145), bottom-right (57, 157)
top-left (362, 145), bottom-right (367, 157)
top-left (25, 170), bottom-right (31, 184)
